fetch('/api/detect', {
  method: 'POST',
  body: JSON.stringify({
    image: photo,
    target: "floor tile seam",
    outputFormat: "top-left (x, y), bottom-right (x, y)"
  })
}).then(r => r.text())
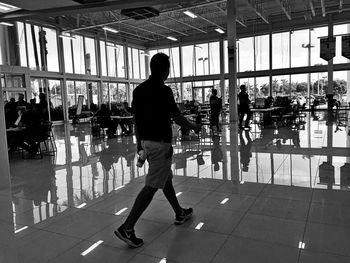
top-left (309, 198), bottom-right (350, 206)
top-left (135, 224), bottom-right (174, 253)
top-left (298, 246), bottom-right (350, 259)
top-left (311, 155), bottom-right (323, 188)
top-left (297, 187), bottom-right (316, 263)
top-left (187, 166), bottom-right (211, 177)
top-left (230, 232), bottom-right (304, 250)
top-left (209, 231), bottom-right (302, 263)
top-left (40, 224), bottom-right (107, 241)
top-left (272, 154), bottom-right (292, 176)
top-left (246, 210), bottom-right (309, 223)
top-left (130, 253), bottom-right (183, 263)
top-left (252, 192), bottom-right (313, 203)
top-left (188, 185), bottom-right (227, 208)
top-left (226, 182), bottom-right (269, 237)
top-left (303, 218), bottom-right (350, 229)
top-left (45, 239), bottom-right (87, 263)
top-left (195, 203), bottom-right (257, 214)
top-left (16, 226), bottom-right (86, 241)
top-left (18, 208), bottom-right (82, 230)
top-left (230, 233), bottom-right (304, 250)
top-left (39, 214), bottom-right (123, 240)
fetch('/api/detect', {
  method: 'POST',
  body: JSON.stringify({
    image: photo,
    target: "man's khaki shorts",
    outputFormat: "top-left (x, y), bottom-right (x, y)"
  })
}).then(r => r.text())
top-left (141, 140), bottom-right (173, 189)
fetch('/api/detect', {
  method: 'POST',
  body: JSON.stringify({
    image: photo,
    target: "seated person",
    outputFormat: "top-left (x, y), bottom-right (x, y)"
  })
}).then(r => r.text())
top-left (7, 105), bottom-right (43, 155)
top-left (95, 104), bottom-right (117, 137)
top-left (112, 103), bottom-right (132, 136)
top-left (5, 98), bottom-right (18, 129)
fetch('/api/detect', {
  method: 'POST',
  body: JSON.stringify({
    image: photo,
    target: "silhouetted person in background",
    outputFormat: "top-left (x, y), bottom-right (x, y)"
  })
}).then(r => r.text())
top-left (15, 93), bottom-right (29, 108)
top-left (38, 93), bottom-right (49, 121)
top-left (209, 89), bottom-right (222, 132)
top-left (5, 98), bottom-right (18, 128)
top-left (95, 104), bottom-right (117, 138)
top-left (238, 85), bottom-right (252, 129)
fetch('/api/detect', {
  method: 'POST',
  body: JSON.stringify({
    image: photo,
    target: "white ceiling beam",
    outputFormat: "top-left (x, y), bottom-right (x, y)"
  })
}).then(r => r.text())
top-left (146, 20), bottom-right (189, 37)
top-left (236, 18), bottom-right (247, 28)
top-left (246, 0), bottom-right (269, 24)
top-left (120, 22), bottom-right (168, 39)
top-left (320, 0), bottom-right (326, 17)
top-left (309, 0), bottom-right (316, 16)
top-left (164, 15), bottom-right (208, 34)
top-left (197, 14), bottom-right (225, 30)
top-left (275, 0), bottom-right (292, 20)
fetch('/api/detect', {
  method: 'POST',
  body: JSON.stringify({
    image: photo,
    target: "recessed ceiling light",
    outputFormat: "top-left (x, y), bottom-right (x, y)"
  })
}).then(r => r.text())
top-left (167, 36), bottom-right (177, 41)
top-left (0, 22), bottom-right (14, 26)
top-left (215, 28), bottom-right (225, 34)
top-left (183, 10), bottom-right (197, 18)
top-left (58, 34), bottom-right (76, 40)
top-left (0, 2), bottom-right (20, 13)
top-left (102, 26), bottom-right (118, 33)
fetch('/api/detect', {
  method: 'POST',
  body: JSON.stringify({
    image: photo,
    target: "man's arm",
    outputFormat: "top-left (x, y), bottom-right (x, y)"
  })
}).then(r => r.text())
top-left (173, 115), bottom-right (201, 133)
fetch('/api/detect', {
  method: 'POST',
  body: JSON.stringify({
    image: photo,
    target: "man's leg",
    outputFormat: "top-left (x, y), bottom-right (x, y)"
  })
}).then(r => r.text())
top-left (123, 185), bottom-right (158, 230)
top-left (239, 112), bottom-right (244, 128)
top-left (162, 179), bottom-right (182, 215)
top-left (245, 110), bottom-right (252, 127)
top-left (162, 179), bottom-right (193, 225)
top-left (114, 185), bottom-right (157, 248)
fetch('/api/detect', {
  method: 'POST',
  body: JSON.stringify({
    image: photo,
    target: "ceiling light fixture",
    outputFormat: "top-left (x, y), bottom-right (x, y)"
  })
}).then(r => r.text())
top-left (0, 22), bottom-right (14, 26)
top-left (58, 34), bottom-right (76, 40)
top-left (183, 10), bottom-right (197, 18)
top-left (167, 36), bottom-right (177, 41)
top-left (215, 28), bottom-right (225, 34)
top-left (102, 26), bottom-right (118, 33)
top-left (0, 2), bottom-right (19, 12)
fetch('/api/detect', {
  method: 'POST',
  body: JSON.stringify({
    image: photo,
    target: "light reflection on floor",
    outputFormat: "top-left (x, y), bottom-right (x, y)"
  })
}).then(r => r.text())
top-left (2, 110), bottom-right (350, 262)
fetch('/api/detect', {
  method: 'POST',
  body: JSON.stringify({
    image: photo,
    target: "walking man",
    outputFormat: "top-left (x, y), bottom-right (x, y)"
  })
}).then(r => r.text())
top-left (209, 88), bottom-right (222, 132)
top-left (114, 53), bottom-right (200, 248)
top-left (238, 85), bottom-right (252, 129)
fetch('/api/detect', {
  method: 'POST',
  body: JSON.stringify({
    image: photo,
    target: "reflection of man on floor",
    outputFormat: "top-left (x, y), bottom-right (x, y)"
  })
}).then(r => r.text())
top-left (211, 135), bottom-right (223, 171)
top-left (239, 130), bottom-right (252, 172)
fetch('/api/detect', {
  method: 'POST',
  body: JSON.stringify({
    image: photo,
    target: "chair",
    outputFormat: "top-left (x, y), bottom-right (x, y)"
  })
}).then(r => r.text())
top-left (37, 122), bottom-right (57, 157)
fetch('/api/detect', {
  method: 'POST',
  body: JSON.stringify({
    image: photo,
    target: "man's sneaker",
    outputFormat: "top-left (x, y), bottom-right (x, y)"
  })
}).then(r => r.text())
top-left (175, 208), bottom-right (193, 225)
top-left (114, 224), bottom-right (144, 248)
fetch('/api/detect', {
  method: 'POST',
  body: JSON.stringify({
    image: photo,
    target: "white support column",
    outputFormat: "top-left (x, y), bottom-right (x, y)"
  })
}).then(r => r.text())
top-left (227, 0), bottom-right (238, 122)
top-left (0, 68), bottom-right (18, 263)
top-left (219, 37), bottom-right (225, 105)
top-left (179, 43), bottom-right (184, 101)
top-left (327, 15), bottom-right (334, 108)
top-left (347, 24), bottom-right (350, 107)
top-left (269, 28), bottom-right (273, 97)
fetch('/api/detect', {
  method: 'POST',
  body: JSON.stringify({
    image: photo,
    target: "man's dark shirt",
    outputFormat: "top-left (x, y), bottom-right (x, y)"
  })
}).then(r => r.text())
top-left (238, 92), bottom-right (250, 111)
top-left (132, 75), bottom-right (180, 143)
top-left (210, 95), bottom-right (222, 114)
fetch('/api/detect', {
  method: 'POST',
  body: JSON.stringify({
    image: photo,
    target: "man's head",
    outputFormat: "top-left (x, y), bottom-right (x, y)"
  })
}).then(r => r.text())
top-left (240, 85), bottom-right (246, 92)
top-left (18, 93), bottom-right (24, 101)
top-left (150, 53), bottom-right (170, 81)
top-left (212, 89), bottom-right (217, 96)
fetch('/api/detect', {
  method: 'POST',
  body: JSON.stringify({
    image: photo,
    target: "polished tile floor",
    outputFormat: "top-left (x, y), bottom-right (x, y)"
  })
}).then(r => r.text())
top-left (1, 110), bottom-right (350, 262)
